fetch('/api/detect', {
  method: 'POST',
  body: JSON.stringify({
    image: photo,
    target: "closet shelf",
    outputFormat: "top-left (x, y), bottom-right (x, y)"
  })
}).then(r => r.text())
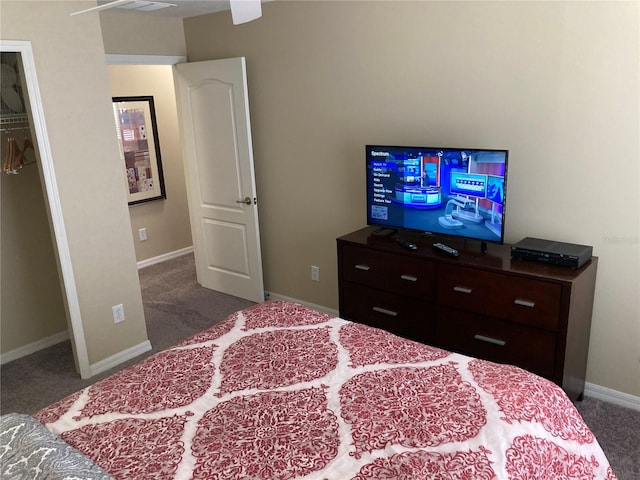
top-left (1, 114), bottom-right (29, 131)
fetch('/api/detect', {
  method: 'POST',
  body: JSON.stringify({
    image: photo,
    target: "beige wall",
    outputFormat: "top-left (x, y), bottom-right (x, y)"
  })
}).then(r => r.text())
top-left (99, 10), bottom-right (185, 57)
top-left (182, 1), bottom-right (639, 396)
top-left (1, 1), bottom-right (148, 366)
top-left (108, 65), bottom-right (192, 261)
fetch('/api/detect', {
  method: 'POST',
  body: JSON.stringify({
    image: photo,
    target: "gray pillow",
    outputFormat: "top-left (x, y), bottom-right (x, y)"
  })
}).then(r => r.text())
top-left (0, 413), bottom-right (113, 480)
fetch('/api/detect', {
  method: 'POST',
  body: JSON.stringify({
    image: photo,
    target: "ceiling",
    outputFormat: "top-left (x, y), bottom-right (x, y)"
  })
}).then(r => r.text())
top-left (96, 0), bottom-right (234, 18)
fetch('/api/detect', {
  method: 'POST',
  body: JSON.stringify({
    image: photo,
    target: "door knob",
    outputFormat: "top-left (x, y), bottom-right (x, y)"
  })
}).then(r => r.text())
top-left (236, 197), bottom-right (252, 205)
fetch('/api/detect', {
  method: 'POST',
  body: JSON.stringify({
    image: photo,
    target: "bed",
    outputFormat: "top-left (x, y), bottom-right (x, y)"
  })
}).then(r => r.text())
top-left (7, 300), bottom-right (616, 479)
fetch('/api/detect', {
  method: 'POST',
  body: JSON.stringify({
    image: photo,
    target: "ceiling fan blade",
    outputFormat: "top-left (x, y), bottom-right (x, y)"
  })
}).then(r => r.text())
top-left (230, 0), bottom-right (262, 25)
top-left (70, 0), bottom-right (133, 16)
top-left (70, 0), bottom-right (176, 16)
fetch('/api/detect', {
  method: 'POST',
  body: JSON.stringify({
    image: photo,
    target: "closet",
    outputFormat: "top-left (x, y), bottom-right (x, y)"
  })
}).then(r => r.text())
top-left (0, 51), bottom-right (68, 362)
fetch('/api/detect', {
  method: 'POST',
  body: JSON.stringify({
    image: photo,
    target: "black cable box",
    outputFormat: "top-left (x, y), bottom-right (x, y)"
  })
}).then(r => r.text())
top-left (511, 237), bottom-right (593, 269)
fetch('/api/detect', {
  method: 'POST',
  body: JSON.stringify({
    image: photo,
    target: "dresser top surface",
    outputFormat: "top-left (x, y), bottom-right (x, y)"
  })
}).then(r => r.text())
top-left (338, 227), bottom-right (597, 282)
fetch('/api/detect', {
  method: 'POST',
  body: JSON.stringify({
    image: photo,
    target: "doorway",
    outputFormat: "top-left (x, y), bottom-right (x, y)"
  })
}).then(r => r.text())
top-left (107, 55), bottom-right (265, 303)
top-left (107, 59), bottom-right (193, 267)
top-left (0, 41), bottom-right (89, 377)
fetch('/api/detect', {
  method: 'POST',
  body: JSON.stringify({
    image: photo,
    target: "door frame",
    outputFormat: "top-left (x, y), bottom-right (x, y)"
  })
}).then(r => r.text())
top-left (0, 40), bottom-right (90, 377)
top-left (109, 55), bottom-right (265, 304)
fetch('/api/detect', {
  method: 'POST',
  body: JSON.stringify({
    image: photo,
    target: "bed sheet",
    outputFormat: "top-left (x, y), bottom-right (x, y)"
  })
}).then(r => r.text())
top-left (34, 300), bottom-right (617, 479)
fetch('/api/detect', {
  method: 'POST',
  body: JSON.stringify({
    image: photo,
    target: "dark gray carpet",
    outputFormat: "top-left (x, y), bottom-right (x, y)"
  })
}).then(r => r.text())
top-left (1, 252), bottom-right (638, 479)
top-left (137, 253), bottom-right (255, 352)
top-left (574, 396), bottom-right (640, 480)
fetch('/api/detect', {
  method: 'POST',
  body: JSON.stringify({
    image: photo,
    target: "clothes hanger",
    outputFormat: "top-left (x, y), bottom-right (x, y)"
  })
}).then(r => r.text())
top-left (2, 136), bottom-right (33, 174)
top-left (15, 137), bottom-right (33, 169)
top-left (2, 136), bottom-right (15, 173)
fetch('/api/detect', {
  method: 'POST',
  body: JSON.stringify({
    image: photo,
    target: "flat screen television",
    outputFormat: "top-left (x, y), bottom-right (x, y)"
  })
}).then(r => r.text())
top-left (366, 145), bottom-right (509, 244)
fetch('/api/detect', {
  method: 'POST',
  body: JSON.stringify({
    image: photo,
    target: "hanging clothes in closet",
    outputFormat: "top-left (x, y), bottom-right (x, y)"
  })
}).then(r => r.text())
top-left (1, 51), bottom-right (36, 174)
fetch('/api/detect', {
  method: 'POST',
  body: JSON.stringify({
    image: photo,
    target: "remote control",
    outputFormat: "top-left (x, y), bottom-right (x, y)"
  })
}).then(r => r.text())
top-left (395, 238), bottom-right (418, 251)
top-left (433, 242), bottom-right (459, 257)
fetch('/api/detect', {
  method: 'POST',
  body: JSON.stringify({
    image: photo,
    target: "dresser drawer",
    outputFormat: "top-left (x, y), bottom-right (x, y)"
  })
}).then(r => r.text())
top-left (437, 265), bottom-right (492, 313)
top-left (486, 275), bottom-right (561, 330)
top-left (341, 244), bottom-right (436, 300)
top-left (435, 308), bottom-right (557, 379)
top-left (437, 265), bottom-right (561, 330)
top-left (340, 282), bottom-right (435, 343)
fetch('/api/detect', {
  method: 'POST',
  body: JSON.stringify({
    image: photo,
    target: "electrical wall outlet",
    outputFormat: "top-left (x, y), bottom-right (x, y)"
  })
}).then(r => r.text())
top-left (138, 228), bottom-right (147, 241)
top-left (112, 304), bottom-right (125, 323)
top-left (311, 265), bottom-right (320, 282)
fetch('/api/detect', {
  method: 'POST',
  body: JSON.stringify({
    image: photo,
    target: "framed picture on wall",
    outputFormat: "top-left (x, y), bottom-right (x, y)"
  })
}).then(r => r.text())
top-left (112, 96), bottom-right (166, 205)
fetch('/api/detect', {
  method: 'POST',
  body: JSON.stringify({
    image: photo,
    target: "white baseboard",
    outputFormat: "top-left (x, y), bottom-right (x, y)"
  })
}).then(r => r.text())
top-left (0, 331), bottom-right (152, 377)
top-left (0, 247), bottom-right (190, 370)
top-left (584, 382), bottom-right (640, 411)
top-left (0, 330), bottom-right (70, 365)
top-left (263, 291), bottom-right (339, 317)
top-left (137, 246), bottom-right (194, 270)
top-left (88, 340), bottom-right (152, 378)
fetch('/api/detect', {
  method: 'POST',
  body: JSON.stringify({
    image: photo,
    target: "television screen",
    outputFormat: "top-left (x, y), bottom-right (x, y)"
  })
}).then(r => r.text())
top-left (366, 145), bottom-right (508, 243)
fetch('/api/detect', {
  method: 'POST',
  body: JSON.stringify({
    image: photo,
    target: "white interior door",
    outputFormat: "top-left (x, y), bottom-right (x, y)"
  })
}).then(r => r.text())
top-left (173, 57), bottom-right (264, 303)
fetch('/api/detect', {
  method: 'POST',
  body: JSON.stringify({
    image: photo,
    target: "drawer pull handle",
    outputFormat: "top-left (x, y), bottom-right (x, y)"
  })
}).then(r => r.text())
top-left (474, 334), bottom-right (506, 346)
top-left (372, 306), bottom-right (398, 317)
top-left (400, 274), bottom-right (418, 282)
top-left (453, 286), bottom-right (473, 294)
top-left (354, 264), bottom-right (370, 271)
top-left (514, 299), bottom-right (536, 308)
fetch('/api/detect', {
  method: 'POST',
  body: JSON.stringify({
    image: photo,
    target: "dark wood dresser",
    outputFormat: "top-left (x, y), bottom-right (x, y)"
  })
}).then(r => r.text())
top-left (337, 227), bottom-right (598, 401)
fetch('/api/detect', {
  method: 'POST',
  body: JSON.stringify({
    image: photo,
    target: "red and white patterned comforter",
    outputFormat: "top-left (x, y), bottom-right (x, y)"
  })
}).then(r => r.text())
top-left (35, 300), bottom-right (617, 479)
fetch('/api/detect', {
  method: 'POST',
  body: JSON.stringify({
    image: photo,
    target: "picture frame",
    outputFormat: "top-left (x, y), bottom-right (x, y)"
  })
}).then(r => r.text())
top-left (112, 96), bottom-right (166, 205)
